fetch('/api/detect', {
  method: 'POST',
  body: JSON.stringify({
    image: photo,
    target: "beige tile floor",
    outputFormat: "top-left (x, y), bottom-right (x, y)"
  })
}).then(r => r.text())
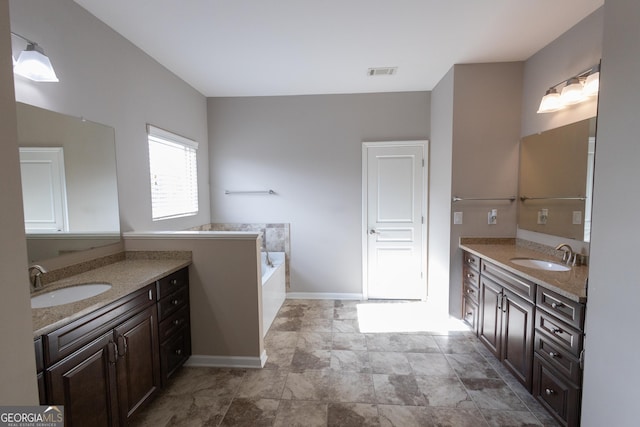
top-left (130, 299), bottom-right (561, 426)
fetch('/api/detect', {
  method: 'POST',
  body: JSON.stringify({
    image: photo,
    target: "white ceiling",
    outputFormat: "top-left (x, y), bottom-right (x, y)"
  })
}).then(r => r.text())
top-left (73, 0), bottom-right (603, 97)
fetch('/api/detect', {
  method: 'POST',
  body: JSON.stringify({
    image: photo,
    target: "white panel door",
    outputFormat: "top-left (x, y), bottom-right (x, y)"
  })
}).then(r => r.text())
top-left (364, 142), bottom-right (427, 300)
top-left (19, 147), bottom-right (68, 232)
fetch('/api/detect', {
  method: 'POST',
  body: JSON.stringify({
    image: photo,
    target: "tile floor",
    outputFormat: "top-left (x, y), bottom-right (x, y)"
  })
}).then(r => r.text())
top-left (130, 299), bottom-right (561, 426)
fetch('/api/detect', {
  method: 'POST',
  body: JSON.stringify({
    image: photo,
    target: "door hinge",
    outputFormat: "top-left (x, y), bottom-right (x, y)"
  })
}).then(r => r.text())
top-left (422, 158), bottom-right (425, 167)
top-left (421, 216), bottom-right (424, 224)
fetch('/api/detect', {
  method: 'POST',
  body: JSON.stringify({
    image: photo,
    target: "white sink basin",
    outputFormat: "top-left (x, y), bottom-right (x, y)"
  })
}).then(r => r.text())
top-left (31, 283), bottom-right (112, 309)
top-left (510, 258), bottom-right (571, 272)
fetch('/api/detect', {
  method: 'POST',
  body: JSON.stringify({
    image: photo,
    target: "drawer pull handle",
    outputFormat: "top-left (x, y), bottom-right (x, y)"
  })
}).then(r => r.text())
top-left (551, 302), bottom-right (563, 309)
top-left (545, 388), bottom-right (555, 396)
top-left (175, 349), bottom-right (182, 356)
top-left (466, 289), bottom-right (475, 294)
top-left (173, 319), bottom-right (184, 326)
top-left (466, 273), bottom-right (475, 279)
top-left (466, 312), bottom-right (473, 317)
top-left (552, 328), bottom-right (563, 334)
top-left (170, 279), bottom-right (178, 285)
top-left (549, 352), bottom-right (560, 359)
top-left (172, 299), bottom-right (180, 306)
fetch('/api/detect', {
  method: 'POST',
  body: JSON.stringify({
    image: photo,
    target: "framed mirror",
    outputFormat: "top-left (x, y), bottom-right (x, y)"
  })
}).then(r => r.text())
top-left (16, 102), bottom-right (121, 262)
top-left (518, 117), bottom-right (596, 242)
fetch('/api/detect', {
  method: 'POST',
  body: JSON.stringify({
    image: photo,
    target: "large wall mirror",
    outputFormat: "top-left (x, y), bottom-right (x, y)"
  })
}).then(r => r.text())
top-left (17, 102), bottom-right (121, 263)
top-left (518, 117), bottom-right (596, 242)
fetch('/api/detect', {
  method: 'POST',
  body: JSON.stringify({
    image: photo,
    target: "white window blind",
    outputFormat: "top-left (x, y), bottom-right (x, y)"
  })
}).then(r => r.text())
top-left (147, 125), bottom-right (198, 221)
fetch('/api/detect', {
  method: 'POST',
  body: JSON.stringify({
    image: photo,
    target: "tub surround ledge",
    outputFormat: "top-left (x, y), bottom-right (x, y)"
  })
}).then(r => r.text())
top-left (459, 237), bottom-right (587, 302)
top-left (32, 254), bottom-right (192, 337)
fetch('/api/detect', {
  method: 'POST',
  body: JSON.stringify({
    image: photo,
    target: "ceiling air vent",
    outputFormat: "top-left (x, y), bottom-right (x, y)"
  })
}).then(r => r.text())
top-left (367, 67), bottom-right (397, 76)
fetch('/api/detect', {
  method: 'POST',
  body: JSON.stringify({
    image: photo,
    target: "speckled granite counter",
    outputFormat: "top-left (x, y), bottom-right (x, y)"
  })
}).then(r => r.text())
top-left (459, 238), bottom-right (588, 303)
top-left (32, 257), bottom-right (191, 337)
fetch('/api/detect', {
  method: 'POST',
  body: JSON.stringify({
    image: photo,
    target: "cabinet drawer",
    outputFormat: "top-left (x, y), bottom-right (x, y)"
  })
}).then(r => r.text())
top-left (462, 296), bottom-right (479, 334)
top-left (157, 267), bottom-right (189, 299)
top-left (44, 284), bottom-right (156, 365)
top-left (159, 305), bottom-right (190, 343)
top-left (463, 280), bottom-right (479, 304)
top-left (482, 260), bottom-right (535, 302)
top-left (463, 252), bottom-right (480, 272)
top-left (160, 328), bottom-right (191, 385)
top-left (537, 287), bottom-right (585, 330)
top-left (158, 286), bottom-right (189, 321)
top-left (533, 355), bottom-right (581, 427)
top-left (535, 310), bottom-right (583, 357)
top-left (463, 264), bottom-right (480, 289)
top-left (535, 333), bottom-right (582, 385)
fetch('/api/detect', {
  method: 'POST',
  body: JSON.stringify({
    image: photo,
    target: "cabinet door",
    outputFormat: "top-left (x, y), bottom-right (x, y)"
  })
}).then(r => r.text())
top-left (46, 332), bottom-right (119, 427)
top-left (478, 276), bottom-right (502, 358)
top-left (114, 305), bottom-right (161, 424)
top-left (502, 288), bottom-right (535, 391)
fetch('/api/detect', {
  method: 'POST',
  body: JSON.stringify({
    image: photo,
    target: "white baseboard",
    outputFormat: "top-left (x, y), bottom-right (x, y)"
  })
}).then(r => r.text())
top-left (286, 292), bottom-right (363, 300)
top-left (185, 350), bottom-right (267, 369)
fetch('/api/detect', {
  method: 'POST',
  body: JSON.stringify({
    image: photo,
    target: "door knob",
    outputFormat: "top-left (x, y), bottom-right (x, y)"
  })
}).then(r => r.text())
top-left (369, 229), bottom-right (379, 235)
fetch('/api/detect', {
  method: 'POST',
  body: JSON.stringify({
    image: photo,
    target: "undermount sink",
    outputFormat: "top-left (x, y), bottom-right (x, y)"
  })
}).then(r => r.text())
top-left (510, 258), bottom-right (571, 272)
top-left (31, 283), bottom-right (112, 309)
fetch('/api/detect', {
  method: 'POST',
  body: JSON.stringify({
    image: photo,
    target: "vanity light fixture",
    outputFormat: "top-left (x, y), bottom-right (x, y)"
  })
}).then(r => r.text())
top-left (537, 64), bottom-right (600, 114)
top-left (11, 32), bottom-right (59, 82)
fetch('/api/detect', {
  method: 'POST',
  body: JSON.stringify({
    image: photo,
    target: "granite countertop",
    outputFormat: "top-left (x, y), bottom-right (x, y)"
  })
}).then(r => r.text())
top-left (32, 258), bottom-right (191, 337)
top-left (459, 240), bottom-right (588, 303)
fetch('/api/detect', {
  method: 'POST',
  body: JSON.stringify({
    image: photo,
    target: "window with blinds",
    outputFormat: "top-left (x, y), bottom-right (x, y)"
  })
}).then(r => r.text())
top-left (147, 125), bottom-right (198, 221)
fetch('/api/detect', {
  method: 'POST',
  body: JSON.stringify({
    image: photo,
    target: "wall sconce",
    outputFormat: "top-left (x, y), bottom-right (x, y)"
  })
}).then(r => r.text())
top-left (11, 32), bottom-right (59, 82)
top-left (537, 64), bottom-right (599, 114)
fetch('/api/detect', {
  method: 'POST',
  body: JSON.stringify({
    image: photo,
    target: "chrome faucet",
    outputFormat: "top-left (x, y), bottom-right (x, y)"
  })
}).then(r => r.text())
top-left (555, 243), bottom-right (575, 266)
top-left (28, 264), bottom-right (47, 290)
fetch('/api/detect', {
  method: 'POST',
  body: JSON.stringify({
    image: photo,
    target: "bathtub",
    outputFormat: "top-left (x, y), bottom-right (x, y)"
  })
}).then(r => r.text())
top-left (261, 252), bottom-right (286, 337)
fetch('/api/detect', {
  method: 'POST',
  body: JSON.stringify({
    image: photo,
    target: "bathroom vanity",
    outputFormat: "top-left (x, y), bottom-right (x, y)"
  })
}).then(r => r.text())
top-left (32, 257), bottom-right (191, 426)
top-left (460, 239), bottom-right (587, 427)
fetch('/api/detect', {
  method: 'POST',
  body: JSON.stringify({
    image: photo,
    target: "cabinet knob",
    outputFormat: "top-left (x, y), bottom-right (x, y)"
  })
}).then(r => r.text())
top-left (551, 302), bottom-right (563, 309)
top-left (466, 273), bottom-right (475, 279)
top-left (170, 279), bottom-right (178, 285)
top-left (173, 319), bottom-right (183, 326)
top-left (467, 258), bottom-right (475, 264)
top-left (545, 388), bottom-right (555, 396)
top-left (549, 352), bottom-right (560, 359)
top-left (172, 299), bottom-right (180, 306)
top-left (175, 349), bottom-right (182, 356)
top-left (466, 288), bottom-right (474, 294)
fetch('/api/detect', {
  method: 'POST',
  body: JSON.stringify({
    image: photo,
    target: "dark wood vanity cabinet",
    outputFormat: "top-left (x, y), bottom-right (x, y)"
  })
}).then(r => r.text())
top-left (477, 260), bottom-right (535, 391)
top-left (463, 250), bottom-right (586, 427)
top-left (532, 287), bottom-right (585, 427)
top-left (155, 267), bottom-right (191, 385)
top-left (38, 267), bottom-right (191, 426)
top-left (462, 252), bottom-right (480, 333)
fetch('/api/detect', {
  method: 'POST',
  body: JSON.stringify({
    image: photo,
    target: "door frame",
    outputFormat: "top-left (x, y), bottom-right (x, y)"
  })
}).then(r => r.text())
top-left (361, 140), bottom-right (429, 300)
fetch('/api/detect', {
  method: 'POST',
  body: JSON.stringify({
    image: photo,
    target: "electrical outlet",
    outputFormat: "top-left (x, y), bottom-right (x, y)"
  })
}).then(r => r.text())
top-left (453, 211), bottom-right (463, 225)
top-left (488, 209), bottom-right (497, 225)
top-left (573, 211), bottom-right (582, 225)
top-left (538, 209), bottom-right (549, 225)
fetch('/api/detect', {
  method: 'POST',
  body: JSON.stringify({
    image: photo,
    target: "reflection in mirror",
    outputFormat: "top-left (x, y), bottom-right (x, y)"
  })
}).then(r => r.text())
top-left (518, 118), bottom-right (596, 242)
top-left (16, 103), bottom-right (121, 262)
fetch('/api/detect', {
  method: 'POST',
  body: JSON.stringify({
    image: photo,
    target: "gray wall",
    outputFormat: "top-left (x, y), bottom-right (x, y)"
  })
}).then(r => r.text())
top-left (0, 0), bottom-right (38, 403)
top-left (449, 62), bottom-right (524, 317)
top-left (9, 0), bottom-right (210, 234)
top-left (428, 68), bottom-right (455, 314)
top-left (581, 0), bottom-right (640, 424)
top-left (208, 93), bottom-right (430, 296)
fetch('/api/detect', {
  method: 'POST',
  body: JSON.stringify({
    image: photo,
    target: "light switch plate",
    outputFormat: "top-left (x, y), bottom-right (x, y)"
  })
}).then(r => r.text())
top-left (453, 211), bottom-right (463, 225)
top-left (572, 211), bottom-right (582, 224)
top-left (488, 209), bottom-right (497, 225)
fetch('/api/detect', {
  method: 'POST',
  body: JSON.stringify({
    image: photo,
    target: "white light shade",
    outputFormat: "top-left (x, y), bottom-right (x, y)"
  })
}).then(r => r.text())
top-left (13, 43), bottom-right (58, 82)
top-left (583, 71), bottom-right (600, 97)
top-left (560, 77), bottom-right (585, 105)
top-left (537, 88), bottom-right (564, 113)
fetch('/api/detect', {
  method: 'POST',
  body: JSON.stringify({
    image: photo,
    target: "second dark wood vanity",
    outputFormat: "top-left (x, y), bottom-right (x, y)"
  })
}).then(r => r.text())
top-left (460, 239), bottom-right (587, 427)
top-left (33, 259), bottom-right (191, 426)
